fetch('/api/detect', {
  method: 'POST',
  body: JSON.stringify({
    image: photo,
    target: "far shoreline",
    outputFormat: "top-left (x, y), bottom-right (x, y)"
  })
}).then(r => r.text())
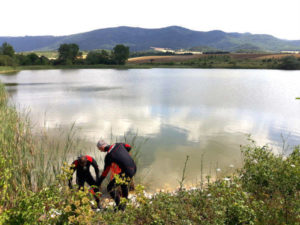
top-left (1, 63), bottom-right (299, 74)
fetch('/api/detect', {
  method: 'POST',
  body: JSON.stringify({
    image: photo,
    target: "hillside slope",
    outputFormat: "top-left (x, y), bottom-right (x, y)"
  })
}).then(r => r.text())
top-left (1, 26), bottom-right (300, 52)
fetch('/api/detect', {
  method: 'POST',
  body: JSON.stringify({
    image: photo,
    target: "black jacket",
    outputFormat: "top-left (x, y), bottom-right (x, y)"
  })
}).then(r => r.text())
top-left (98, 143), bottom-right (136, 185)
top-left (68, 155), bottom-right (99, 187)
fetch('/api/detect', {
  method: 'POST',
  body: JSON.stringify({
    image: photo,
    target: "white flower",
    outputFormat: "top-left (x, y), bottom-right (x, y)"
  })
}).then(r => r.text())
top-left (224, 177), bottom-right (230, 181)
top-left (291, 164), bottom-right (296, 168)
top-left (216, 168), bottom-right (221, 172)
top-left (253, 159), bottom-right (258, 164)
top-left (207, 193), bottom-right (211, 197)
top-left (144, 193), bottom-right (153, 199)
top-left (229, 164), bottom-right (234, 168)
top-left (108, 202), bottom-right (115, 206)
top-left (49, 209), bottom-right (61, 216)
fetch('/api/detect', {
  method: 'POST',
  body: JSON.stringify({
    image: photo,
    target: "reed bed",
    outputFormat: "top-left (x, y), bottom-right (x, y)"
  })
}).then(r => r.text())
top-left (0, 84), bottom-right (89, 207)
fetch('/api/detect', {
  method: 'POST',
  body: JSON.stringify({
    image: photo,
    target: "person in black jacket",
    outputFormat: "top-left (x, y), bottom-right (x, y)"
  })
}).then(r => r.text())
top-left (69, 155), bottom-right (101, 208)
top-left (97, 140), bottom-right (136, 210)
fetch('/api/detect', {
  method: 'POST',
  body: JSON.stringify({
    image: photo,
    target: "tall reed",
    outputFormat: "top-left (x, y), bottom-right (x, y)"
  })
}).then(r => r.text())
top-left (0, 84), bottom-right (86, 208)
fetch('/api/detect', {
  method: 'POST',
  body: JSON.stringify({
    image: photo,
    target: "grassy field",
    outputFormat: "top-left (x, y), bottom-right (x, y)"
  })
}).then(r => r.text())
top-left (128, 53), bottom-right (300, 69)
top-left (128, 53), bottom-right (300, 64)
top-left (129, 53), bottom-right (300, 69)
top-left (0, 66), bottom-right (19, 73)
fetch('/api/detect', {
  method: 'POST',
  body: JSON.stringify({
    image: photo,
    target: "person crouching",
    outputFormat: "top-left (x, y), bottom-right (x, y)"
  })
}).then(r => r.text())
top-left (97, 140), bottom-right (136, 210)
top-left (69, 155), bottom-right (101, 209)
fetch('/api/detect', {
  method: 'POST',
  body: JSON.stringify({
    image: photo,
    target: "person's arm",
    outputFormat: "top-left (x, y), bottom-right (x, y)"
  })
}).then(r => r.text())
top-left (98, 156), bottom-right (112, 186)
top-left (68, 160), bottom-right (77, 189)
top-left (124, 143), bottom-right (132, 152)
top-left (91, 158), bottom-right (100, 183)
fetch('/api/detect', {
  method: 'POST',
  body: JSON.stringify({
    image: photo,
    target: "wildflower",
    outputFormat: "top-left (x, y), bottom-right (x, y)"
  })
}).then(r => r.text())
top-left (64, 205), bottom-right (72, 213)
top-left (229, 164), bottom-right (234, 168)
top-left (77, 215), bottom-right (84, 221)
top-left (224, 177), bottom-right (230, 181)
top-left (253, 159), bottom-right (258, 164)
top-left (216, 168), bottom-right (221, 172)
top-left (82, 197), bottom-right (89, 204)
top-left (291, 164), bottom-right (295, 168)
top-left (74, 200), bottom-right (80, 207)
top-left (49, 209), bottom-right (61, 216)
top-left (207, 193), bottom-right (211, 197)
top-left (75, 208), bottom-right (81, 214)
top-left (54, 210), bottom-right (61, 215)
top-left (68, 215), bottom-right (76, 223)
top-left (108, 202), bottom-right (115, 206)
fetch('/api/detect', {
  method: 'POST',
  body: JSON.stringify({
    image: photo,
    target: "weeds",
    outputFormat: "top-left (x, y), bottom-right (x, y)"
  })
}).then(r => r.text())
top-left (178, 155), bottom-right (189, 191)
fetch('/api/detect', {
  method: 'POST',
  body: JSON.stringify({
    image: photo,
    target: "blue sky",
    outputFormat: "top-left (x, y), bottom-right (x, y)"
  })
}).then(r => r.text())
top-left (1, 0), bottom-right (300, 40)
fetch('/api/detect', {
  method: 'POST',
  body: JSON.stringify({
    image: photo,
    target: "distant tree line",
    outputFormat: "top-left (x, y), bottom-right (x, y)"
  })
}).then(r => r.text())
top-left (130, 51), bottom-right (175, 57)
top-left (0, 42), bottom-right (130, 66)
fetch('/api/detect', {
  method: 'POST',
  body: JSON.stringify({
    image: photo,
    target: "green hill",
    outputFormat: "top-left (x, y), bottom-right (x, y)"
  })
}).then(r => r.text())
top-left (1, 26), bottom-right (300, 52)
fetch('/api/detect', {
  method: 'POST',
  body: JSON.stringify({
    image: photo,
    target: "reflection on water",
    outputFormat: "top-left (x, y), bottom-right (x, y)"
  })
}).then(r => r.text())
top-left (1, 68), bottom-right (300, 190)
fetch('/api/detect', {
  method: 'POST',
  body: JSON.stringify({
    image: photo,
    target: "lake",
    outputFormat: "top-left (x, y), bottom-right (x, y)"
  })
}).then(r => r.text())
top-left (1, 68), bottom-right (300, 190)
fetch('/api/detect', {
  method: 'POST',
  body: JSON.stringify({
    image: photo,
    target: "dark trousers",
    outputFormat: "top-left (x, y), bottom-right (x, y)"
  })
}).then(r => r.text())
top-left (77, 175), bottom-right (100, 204)
top-left (107, 175), bottom-right (131, 209)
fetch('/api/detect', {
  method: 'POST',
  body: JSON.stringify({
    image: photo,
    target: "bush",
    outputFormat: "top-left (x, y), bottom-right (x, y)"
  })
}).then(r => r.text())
top-left (240, 142), bottom-right (300, 224)
top-left (278, 56), bottom-right (300, 70)
top-left (86, 51), bottom-right (111, 65)
top-left (0, 55), bottom-right (16, 66)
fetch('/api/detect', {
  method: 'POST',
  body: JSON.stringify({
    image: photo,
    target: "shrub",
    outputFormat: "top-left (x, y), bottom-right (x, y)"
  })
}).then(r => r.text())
top-left (0, 55), bottom-right (16, 66)
top-left (278, 56), bottom-right (300, 70)
top-left (240, 142), bottom-right (300, 224)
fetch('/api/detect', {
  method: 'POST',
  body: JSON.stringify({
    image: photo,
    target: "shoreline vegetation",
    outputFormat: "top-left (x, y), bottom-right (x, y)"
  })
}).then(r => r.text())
top-left (1, 53), bottom-right (300, 74)
top-left (1, 42), bottom-right (300, 74)
top-left (0, 83), bottom-right (299, 224)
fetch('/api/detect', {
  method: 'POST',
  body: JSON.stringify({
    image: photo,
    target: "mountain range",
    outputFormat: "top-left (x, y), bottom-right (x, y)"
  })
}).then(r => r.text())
top-left (1, 26), bottom-right (300, 52)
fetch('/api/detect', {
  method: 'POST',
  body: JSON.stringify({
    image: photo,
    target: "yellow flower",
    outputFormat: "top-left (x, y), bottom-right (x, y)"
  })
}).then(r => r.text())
top-left (89, 210), bottom-right (95, 216)
top-left (68, 215), bottom-right (76, 223)
top-left (77, 215), bottom-right (84, 221)
top-left (74, 200), bottom-right (80, 207)
top-left (82, 197), bottom-right (89, 204)
top-left (64, 205), bottom-right (72, 213)
top-left (75, 208), bottom-right (81, 214)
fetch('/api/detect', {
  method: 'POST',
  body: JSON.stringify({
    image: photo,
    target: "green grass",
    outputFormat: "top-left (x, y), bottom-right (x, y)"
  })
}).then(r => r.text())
top-left (141, 55), bottom-right (280, 69)
top-left (0, 66), bottom-right (19, 73)
top-left (0, 64), bottom-right (154, 74)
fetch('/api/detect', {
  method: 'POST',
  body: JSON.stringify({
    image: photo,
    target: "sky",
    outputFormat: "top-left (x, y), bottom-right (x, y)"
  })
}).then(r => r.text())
top-left (1, 0), bottom-right (300, 40)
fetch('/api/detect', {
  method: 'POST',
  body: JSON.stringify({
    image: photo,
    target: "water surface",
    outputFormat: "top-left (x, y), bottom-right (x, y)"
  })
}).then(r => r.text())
top-left (1, 68), bottom-right (300, 190)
